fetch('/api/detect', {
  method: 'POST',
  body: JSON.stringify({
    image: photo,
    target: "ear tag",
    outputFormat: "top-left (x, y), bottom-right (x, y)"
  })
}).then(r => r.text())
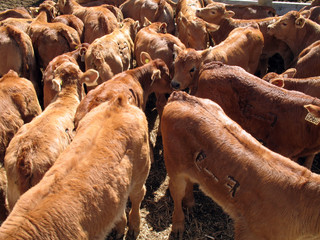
top-left (305, 113), bottom-right (320, 125)
top-left (144, 58), bottom-right (150, 64)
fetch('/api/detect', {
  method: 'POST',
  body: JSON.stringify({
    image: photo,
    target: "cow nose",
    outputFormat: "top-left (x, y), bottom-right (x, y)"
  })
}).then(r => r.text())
top-left (171, 80), bottom-right (180, 89)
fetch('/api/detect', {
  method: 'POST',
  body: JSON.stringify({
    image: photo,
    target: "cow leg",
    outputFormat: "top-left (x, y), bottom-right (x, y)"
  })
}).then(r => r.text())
top-left (303, 154), bottom-right (315, 169)
top-left (114, 211), bottom-right (127, 239)
top-left (127, 184), bottom-right (146, 238)
top-left (182, 179), bottom-right (195, 208)
top-left (169, 175), bottom-right (187, 239)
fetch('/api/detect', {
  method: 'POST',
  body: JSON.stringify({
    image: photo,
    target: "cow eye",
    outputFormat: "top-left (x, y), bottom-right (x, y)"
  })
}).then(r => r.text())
top-left (190, 67), bottom-right (195, 73)
top-left (282, 22), bottom-right (287, 26)
top-left (211, 10), bottom-right (216, 14)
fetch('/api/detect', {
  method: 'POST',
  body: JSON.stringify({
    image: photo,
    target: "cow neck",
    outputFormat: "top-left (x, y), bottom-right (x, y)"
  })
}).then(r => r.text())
top-left (131, 65), bottom-right (155, 109)
top-left (51, 84), bottom-right (81, 109)
top-left (293, 20), bottom-right (320, 57)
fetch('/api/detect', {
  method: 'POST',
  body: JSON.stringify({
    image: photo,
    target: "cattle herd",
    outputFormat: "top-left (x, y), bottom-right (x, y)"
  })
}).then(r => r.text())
top-left (0, 0), bottom-right (320, 239)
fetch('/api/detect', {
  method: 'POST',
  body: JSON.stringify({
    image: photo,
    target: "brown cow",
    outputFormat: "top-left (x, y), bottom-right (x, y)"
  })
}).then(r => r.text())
top-left (176, 0), bottom-right (219, 50)
top-left (161, 90), bottom-right (320, 240)
top-left (42, 43), bottom-right (89, 108)
top-left (226, 4), bottom-right (276, 19)
top-left (120, 0), bottom-right (175, 34)
top-left (0, 24), bottom-right (40, 97)
top-left (199, 15), bottom-right (293, 76)
top-left (0, 94), bottom-right (151, 239)
top-left (85, 18), bottom-right (139, 85)
top-left (267, 10), bottom-right (320, 59)
top-left (74, 55), bottom-right (171, 128)
top-left (5, 62), bottom-right (98, 211)
top-left (56, 0), bottom-right (119, 43)
top-left (263, 68), bottom-right (320, 99)
top-left (53, 14), bottom-right (84, 42)
top-left (288, 40), bottom-right (320, 78)
top-left (0, 7), bottom-right (32, 21)
top-left (195, 2), bottom-right (235, 25)
top-left (0, 70), bottom-right (42, 165)
top-left (0, 70), bottom-right (41, 221)
top-left (171, 26), bottom-right (264, 93)
top-left (27, 8), bottom-right (81, 69)
top-left (134, 20), bottom-right (186, 77)
top-left (172, 61), bottom-right (320, 168)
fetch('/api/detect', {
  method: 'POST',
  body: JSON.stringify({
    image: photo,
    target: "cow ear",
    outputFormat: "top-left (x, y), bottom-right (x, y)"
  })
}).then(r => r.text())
top-left (305, 104), bottom-right (320, 118)
top-left (143, 17), bottom-right (152, 27)
top-left (300, 10), bottom-right (311, 19)
top-left (295, 17), bottom-right (306, 28)
top-left (225, 10), bottom-right (235, 18)
top-left (159, 23), bottom-right (167, 33)
top-left (270, 79), bottom-right (285, 88)
top-left (173, 44), bottom-right (183, 61)
top-left (205, 22), bottom-right (220, 34)
top-left (140, 51), bottom-right (152, 64)
top-left (282, 68), bottom-right (296, 78)
top-left (80, 69), bottom-right (99, 86)
top-left (151, 69), bottom-right (161, 82)
top-left (52, 79), bottom-right (62, 92)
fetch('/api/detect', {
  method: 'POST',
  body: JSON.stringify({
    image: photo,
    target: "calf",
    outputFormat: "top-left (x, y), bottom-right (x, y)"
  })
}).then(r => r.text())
top-left (0, 24), bottom-right (40, 97)
top-left (176, 0), bottom-right (219, 50)
top-left (0, 7), bottom-right (32, 21)
top-left (57, 0), bottom-right (119, 43)
top-left (0, 70), bottom-right (41, 165)
top-left (199, 16), bottom-right (293, 76)
top-left (134, 21), bottom-right (186, 77)
top-left (42, 43), bottom-right (89, 108)
top-left (263, 68), bottom-right (320, 99)
top-left (267, 10), bottom-right (320, 59)
top-left (289, 40), bottom-right (320, 78)
top-left (27, 8), bottom-right (81, 69)
top-left (120, 0), bottom-right (175, 34)
top-left (226, 4), bottom-right (276, 19)
top-left (195, 2), bottom-right (235, 25)
top-left (5, 63), bottom-right (98, 211)
top-left (173, 61), bottom-right (320, 168)
top-left (0, 94), bottom-right (151, 239)
top-left (85, 18), bottom-right (139, 85)
top-left (52, 14), bottom-right (84, 42)
top-left (74, 56), bottom-right (171, 128)
top-left (161, 90), bottom-right (320, 240)
top-left (171, 26), bottom-right (264, 93)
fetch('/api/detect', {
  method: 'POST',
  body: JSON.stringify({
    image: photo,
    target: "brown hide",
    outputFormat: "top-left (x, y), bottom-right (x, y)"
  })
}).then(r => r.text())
top-left (85, 18), bottom-right (139, 85)
top-left (267, 10), bottom-right (320, 58)
top-left (263, 68), bottom-right (320, 99)
top-left (0, 24), bottom-right (40, 97)
top-left (120, 0), bottom-right (175, 34)
top-left (0, 70), bottom-right (41, 165)
top-left (226, 4), bottom-right (276, 19)
top-left (195, 2), bottom-right (235, 25)
top-left (42, 43), bottom-right (89, 108)
top-left (134, 21), bottom-right (186, 77)
top-left (4, 62), bottom-right (99, 211)
top-left (27, 11), bottom-right (81, 69)
top-left (193, 61), bottom-right (320, 167)
top-left (290, 40), bottom-right (320, 78)
top-left (53, 14), bottom-right (84, 42)
top-left (74, 58), bottom-right (171, 128)
top-left (57, 0), bottom-right (119, 43)
top-left (171, 26), bottom-right (264, 92)
top-left (0, 94), bottom-right (151, 239)
top-left (0, 167), bottom-right (7, 223)
top-left (203, 16), bottom-right (293, 76)
top-left (0, 7), bottom-right (32, 21)
top-left (161, 90), bottom-right (320, 240)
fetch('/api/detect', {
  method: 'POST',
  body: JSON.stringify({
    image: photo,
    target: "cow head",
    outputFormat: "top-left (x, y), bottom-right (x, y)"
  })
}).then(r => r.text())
top-left (196, 2), bottom-right (235, 24)
top-left (267, 11), bottom-right (309, 40)
top-left (171, 45), bottom-right (201, 91)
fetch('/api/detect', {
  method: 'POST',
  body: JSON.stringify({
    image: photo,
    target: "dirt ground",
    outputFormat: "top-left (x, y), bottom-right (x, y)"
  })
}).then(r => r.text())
top-left (0, 0), bottom-right (318, 240)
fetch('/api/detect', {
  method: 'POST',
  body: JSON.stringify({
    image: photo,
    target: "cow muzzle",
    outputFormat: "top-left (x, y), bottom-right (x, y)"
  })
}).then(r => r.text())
top-left (170, 80), bottom-right (181, 90)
